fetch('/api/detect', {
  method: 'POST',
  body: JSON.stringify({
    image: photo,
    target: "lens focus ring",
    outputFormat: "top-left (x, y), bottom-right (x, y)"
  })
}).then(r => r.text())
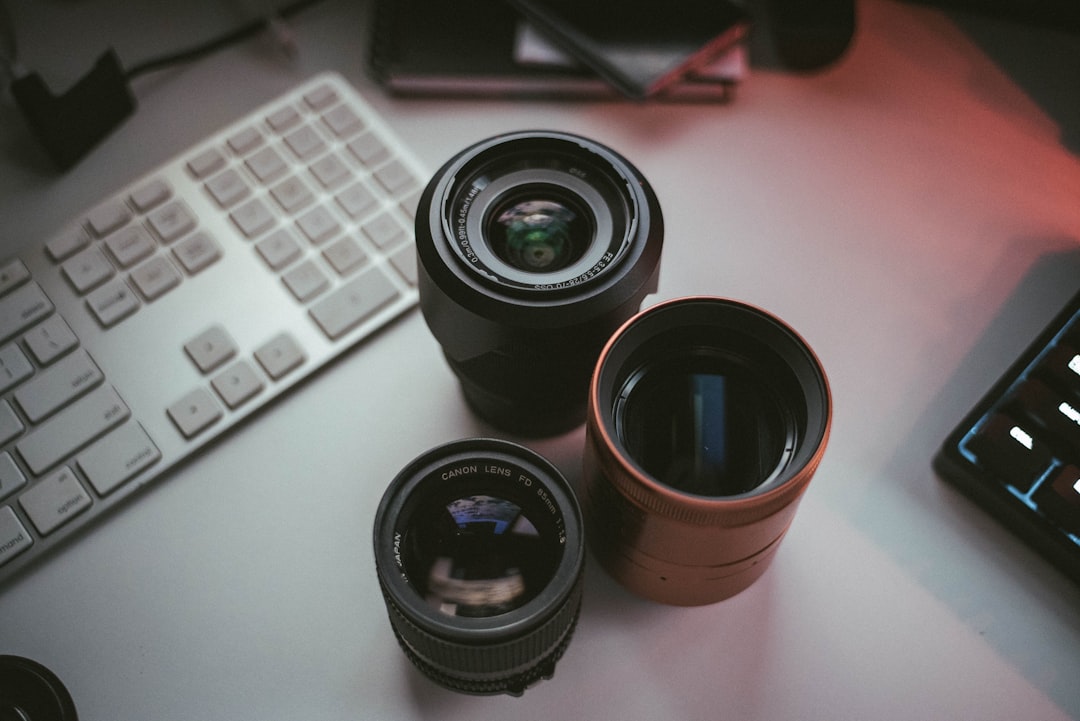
top-left (373, 438), bottom-right (585, 696)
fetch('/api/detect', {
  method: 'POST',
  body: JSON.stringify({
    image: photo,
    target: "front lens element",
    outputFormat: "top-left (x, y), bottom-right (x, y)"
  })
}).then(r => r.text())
top-left (374, 439), bottom-right (585, 696)
top-left (485, 190), bottom-right (593, 273)
top-left (616, 355), bottom-right (795, 497)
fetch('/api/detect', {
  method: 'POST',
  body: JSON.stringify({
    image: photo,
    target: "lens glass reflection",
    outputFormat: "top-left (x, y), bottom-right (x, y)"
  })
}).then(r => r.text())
top-left (404, 494), bottom-right (560, 618)
top-left (485, 188), bottom-right (593, 273)
top-left (617, 356), bottom-right (794, 497)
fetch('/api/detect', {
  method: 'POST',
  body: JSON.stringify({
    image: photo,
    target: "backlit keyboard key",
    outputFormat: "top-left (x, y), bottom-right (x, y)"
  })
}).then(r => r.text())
top-left (964, 413), bottom-right (1053, 492)
top-left (1033, 465), bottom-right (1080, 532)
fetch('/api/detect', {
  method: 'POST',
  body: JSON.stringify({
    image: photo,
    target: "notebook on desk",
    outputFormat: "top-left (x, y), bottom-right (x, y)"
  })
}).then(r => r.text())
top-left (368, 0), bottom-right (745, 101)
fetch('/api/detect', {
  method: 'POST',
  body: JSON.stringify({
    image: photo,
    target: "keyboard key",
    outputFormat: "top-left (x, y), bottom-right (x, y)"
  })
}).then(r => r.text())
top-left (63, 247), bottom-right (115, 293)
top-left (227, 126), bottom-right (263, 155)
top-left (336, 181), bottom-right (377, 219)
top-left (45, 228), bottom-right (90, 262)
top-left (1036, 343), bottom-right (1080, 401)
top-left (184, 325), bottom-right (237, 373)
top-left (309, 266), bottom-right (398, 340)
top-left (0, 453), bottom-right (27, 502)
top-left (86, 279), bottom-right (141, 327)
top-left (284, 124), bottom-right (325, 160)
top-left (246, 146), bottom-right (288, 184)
top-left (172, 232), bottom-right (221, 275)
top-left (390, 245), bottom-right (418, 286)
top-left (187, 147), bottom-right (226, 178)
top-left (254, 333), bottom-right (305, 380)
top-left (129, 178), bottom-right (172, 212)
top-left (296, 204), bottom-right (341, 246)
top-left (23, 315), bottom-right (78, 366)
top-left (14, 349), bottom-right (104, 423)
top-left (19, 466), bottom-right (92, 536)
top-left (104, 225), bottom-right (157, 268)
top-left (362, 212), bottom-right (407, 250)
top-left (266, 104), bottom-right (301, 132)
top-left (1011, 379), bottom-right (1080, 454)
top-left (16, 385), bottom-right (131, 475)
top-left (0, 282), bottom-right (54, 343)
top-left (130, 256), bottom-right (182, 301)
top-left (0, 507), bottom-right (32, 567)
top-left (310, 154), bottom-right (350, 189)
top-left (0, 343), bottom-right (34, 394)
top-left (167, 388), bottom-right (223, 439)
top-left (283, 260), bottom-right (330, 302)
top-left (78, 423), bottom-right (161, 496)
top-left (205, 168), bottom-right (251, 208)
top-left (323, 237), bottom-right (367, 275)
top-left (147, 201), bottom-right (197, 244)
top-left (231, 197), bottom-right (276, 238)
top-left (1033, 465), bottom-right (1080, 533)
top-left (0, 401), bottom-right (23, 446)
top-left (348, 132), bottom-right (390, 166)
top-left (373, 158), bottom-right (419, 196)
top-left (211, 360), bottom-right (264, 409)
top-left (271, 175), bottom-right (315, 213)
top-left (255, 229), bottom-right (303, 271)
top-left (0, 259), bottom-right (31, 296)
top-left (86, 201), bottom-right (131, 238)
top-left (303, 84), bottom-right (338, 110)
top-left (322, 104), bottom-right (363, 138)
top-left (964, 412), bottom-right (1053, 492)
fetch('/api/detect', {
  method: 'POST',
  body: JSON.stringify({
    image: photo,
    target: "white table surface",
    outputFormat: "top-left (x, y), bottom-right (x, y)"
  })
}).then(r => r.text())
top-left (1, 1), bottom-right (1078, 718)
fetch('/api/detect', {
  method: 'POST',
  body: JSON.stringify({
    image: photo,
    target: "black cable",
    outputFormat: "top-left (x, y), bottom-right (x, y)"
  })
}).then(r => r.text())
top-left (123, 0), bottom-right (327, 80)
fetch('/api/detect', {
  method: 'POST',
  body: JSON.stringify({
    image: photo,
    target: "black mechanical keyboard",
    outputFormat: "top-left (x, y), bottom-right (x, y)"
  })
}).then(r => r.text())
top-left (934, 287), bottom-right (1080, 584)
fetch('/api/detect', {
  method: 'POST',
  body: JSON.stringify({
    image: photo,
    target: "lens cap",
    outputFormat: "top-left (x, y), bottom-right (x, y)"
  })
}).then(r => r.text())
top-left (0, 656), bottom-right (78, 721)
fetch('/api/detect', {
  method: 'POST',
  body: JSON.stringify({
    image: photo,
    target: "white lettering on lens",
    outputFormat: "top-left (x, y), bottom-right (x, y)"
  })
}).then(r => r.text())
top-left (1069, 354), bottom-right (1080, 377)
top-left (1009, 425), bottom-right (1034, 450)
top-left (441, 465), bottom-right (478, 480)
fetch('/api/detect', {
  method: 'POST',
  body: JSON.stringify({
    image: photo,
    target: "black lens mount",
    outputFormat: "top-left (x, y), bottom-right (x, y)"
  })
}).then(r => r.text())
top-left (415, 131), bottom-right (664, 436)
top-left (373, 438), bottom-right (585, 696)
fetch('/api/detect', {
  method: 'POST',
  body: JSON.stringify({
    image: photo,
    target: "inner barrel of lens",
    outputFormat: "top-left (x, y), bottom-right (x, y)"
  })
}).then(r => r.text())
top-left (583, 296), bottom-right (831, 606)
top-left (374, 438), bottom-right (585, 695)
top-left (615, 350), bottom-right (798, 498)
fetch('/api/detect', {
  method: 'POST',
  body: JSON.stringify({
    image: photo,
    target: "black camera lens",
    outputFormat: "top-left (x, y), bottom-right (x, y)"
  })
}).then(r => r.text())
top-left (415, 131), bottom-right (663, 436)
top-left (0, 656), bottom-right (78, 721)
top-left (373, 439), bottom-right (585, 696)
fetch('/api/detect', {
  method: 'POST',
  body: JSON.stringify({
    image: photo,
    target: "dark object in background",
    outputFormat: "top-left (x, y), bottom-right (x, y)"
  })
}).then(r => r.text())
top-left (0, 655), bottom-right (79, 721)
top-left (765, 0), bottom-right (856, 72)
top-left (10, 50), bottom-right (135, 170)
top-left (414, 130), bottom-right (664, 437)
top-left (503, 0), bottom-right (748, 99)
top-left (373, 438), bottom-right (585, 696)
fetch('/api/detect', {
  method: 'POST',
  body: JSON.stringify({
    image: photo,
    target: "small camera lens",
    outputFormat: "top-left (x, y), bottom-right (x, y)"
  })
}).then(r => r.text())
top-left (415, 131), bottom-right (663, 436)
top-left (583, 297), bottom-right (831, 606)
top-left (373, 439), bottom-right (585, 696)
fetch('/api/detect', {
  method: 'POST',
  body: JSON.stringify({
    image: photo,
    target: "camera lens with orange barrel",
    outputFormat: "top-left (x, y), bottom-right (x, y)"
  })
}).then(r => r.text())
top-left (582, 296), bottom-right (832, 605)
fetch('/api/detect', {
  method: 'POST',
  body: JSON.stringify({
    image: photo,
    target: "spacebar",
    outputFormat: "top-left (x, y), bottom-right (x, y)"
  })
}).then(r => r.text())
top-left (16, 386), bottom-right (130, 476)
